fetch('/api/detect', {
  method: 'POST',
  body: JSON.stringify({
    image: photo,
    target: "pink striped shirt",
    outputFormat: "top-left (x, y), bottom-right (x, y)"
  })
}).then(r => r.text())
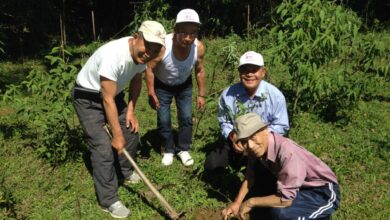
top-left (248, 132), bottom-right (338, 201)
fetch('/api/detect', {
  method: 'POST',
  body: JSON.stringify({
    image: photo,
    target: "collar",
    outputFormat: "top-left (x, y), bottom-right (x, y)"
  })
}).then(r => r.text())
top-left (255, 80), bottom-right (266, 97)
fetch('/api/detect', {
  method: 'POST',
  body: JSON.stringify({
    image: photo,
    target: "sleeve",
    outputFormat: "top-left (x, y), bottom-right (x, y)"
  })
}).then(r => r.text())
top-left (276, 147), bottom-right (306, 201)
top-left (268, 93), bottom-right (290, 135)
top-left (218, 93), bottom-right (234, 139)
top-left (97, 55), bottom-right (121, 82)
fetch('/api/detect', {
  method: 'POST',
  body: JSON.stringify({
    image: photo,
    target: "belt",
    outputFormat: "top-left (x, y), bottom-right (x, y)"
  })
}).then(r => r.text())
top-left (73, 85), bottom-right (101, 102)
top-left (73, 84), bottom-right (125, 102)
top-left (155, 76), bottom-right (192, 92)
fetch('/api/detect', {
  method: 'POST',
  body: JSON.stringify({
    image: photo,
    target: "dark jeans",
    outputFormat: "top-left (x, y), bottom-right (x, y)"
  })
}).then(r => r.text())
top-left (154, 77), bottom-right (193, 153)
top-left (204, 136), bottom-right (247, 171)
top-left (72, 86), bottom-right (139, 208)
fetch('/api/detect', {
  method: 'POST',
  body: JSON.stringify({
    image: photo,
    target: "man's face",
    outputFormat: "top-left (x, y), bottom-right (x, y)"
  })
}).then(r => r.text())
top-left (239, 128), bottom-right (268, 158)
top-left (174, 23), bottom-right (199, 48)
top-left (132, 32), bottom-right (162, 64)
top-left (239, 64), bottom-right (265, 92)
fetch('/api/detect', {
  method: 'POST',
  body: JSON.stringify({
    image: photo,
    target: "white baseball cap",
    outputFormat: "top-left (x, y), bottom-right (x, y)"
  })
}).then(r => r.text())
top-left (176, 9), bottom-right (201, 24)
top-left (239, 51), bottom-right (264, 67)
top-left (138, 20), bottom-right (166, 47)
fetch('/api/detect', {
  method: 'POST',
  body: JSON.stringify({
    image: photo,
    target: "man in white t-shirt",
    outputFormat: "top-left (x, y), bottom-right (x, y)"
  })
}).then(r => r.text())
top-left (72, 21), bottom-right (166, 219)
top-left (145, 9), bottom-right (206, 167)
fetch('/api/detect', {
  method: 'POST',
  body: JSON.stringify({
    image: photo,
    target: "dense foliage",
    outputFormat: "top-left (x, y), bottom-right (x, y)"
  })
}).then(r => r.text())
top-left (269, 0), bottom-right (364, 118)
top-left (0, 0), bottom-right (388, 58)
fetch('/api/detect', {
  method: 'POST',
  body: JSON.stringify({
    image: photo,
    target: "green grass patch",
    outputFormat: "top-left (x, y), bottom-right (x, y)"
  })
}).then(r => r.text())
top-left (1, 91), bottom-right (389, 219)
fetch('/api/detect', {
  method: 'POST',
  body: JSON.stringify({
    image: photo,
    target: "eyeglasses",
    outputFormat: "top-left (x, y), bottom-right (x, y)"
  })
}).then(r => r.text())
top-left (238, 65), bottom-right (261, 74)
top-left (176, 32), bottom-right (198, 38)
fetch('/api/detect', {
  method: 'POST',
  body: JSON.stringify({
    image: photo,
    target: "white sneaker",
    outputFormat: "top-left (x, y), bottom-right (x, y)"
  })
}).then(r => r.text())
top-left (161, 153), bottom-right (174, 166)
top-left (126, 172), bottom-right (141, 184)
top-left (177, 151), bottom-right (194, 166)
top-left (101, 201), bottom-right (130, 219)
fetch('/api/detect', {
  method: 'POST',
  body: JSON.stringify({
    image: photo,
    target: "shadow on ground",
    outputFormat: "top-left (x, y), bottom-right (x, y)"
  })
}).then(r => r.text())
top-left (139, 129), bottom-right (162, 158)
top-left (197, 136), bottom-right (243, 203)
top-left (139, 129), bottom-right (184, 158)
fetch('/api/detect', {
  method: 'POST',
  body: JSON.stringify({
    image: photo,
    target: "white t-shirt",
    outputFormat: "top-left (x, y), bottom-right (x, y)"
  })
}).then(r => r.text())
top-left (154, 33), bottom-right (198, 86)
top-left (76, 37), bottom-right (146, 94)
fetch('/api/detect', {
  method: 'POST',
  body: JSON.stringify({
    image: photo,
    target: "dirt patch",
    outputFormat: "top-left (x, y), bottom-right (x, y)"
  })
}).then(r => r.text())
top-left (191, 208), bottom-right (222, 220)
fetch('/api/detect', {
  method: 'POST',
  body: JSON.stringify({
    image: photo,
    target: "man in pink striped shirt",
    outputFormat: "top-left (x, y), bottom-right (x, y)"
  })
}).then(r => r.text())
top-left (222, 113), bottom-right (340, 220)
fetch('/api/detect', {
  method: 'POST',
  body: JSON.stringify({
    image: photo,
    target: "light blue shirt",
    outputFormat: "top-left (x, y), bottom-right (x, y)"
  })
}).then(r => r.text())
top-left (218, 80), bottom-right (290, 139)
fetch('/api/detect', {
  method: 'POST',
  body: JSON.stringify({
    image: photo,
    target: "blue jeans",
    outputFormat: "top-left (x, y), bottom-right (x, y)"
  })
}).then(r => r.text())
top-left (270, 183), bottom-right (340, 220)
top-left (155, 78), bottom-right (193, 153)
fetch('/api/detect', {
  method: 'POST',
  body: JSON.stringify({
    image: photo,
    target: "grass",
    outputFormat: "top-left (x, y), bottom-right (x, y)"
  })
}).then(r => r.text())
top-left (1, 93), bottom-right (389, 219)
top-left (0, 35), bottom-right (389, 219)
top-left (0, 60), bottom-right (45, 93)
top-left (290, 101), bottom-right (390, 219)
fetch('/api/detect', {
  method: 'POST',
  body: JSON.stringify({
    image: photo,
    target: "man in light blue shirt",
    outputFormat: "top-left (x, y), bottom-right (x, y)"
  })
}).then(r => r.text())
top-left (205, 51), bottom-right (289, 171)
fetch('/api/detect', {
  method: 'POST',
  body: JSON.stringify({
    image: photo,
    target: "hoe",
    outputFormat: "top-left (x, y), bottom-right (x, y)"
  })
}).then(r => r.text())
top-left (103, 125), bottom-right (185, 220)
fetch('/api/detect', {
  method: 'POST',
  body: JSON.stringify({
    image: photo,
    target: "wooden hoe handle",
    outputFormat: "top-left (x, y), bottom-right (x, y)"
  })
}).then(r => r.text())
top-left (103, 125), bottom-right (180, 220)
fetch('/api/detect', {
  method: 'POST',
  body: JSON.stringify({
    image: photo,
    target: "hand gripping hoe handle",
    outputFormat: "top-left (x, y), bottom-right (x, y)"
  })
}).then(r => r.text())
top-left (103, 125), bottom-right (183, 220)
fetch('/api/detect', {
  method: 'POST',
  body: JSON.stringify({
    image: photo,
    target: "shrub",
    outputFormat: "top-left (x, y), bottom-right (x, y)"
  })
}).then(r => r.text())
top-left (129, 0), bottom-right (174, 33)
top-left (2, 47), bottom-right (83, 165)
top-left (269, 0), bottom-right (365, 120)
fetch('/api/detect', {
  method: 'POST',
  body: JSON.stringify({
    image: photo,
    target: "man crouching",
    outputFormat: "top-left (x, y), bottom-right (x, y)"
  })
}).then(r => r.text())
top-left (222, 113), bottom-right (340, 220)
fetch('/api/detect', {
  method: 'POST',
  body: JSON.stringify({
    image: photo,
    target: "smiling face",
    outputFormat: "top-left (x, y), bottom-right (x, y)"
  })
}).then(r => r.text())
top-left (239, 64), bottom-right (266, 96)
top-left (131, 32), bottom-right (163, 64)
top-left (239, 128), bottom-right (269, 158)
top-left (173, 22), bottom-right (199, 48)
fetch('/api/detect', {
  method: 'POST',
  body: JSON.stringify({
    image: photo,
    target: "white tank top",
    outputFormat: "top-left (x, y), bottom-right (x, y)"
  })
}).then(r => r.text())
top-left (154, 33), bottom-right (198, 86)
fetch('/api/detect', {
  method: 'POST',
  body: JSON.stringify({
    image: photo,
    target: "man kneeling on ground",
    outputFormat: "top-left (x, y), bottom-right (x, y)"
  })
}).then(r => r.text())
top-left (222, 113), bottom-right (340, 220)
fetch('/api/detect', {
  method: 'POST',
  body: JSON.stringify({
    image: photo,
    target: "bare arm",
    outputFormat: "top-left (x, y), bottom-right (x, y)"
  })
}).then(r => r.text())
top-left (195, 40), bottom-right (206, 109)
top-left (237, 195), bottom-right (292, 220)
top-left (101, 77), bottom-right (125, 153)
top-left (245, 195), bottom-right (292, 208)
top-left (223, 163), bottom-right (292, 219)
top-left (222, 167), bottom-right (255, 219)
top-left (145, 47), bottom-right (165, 110)
top-left (126, 73), bottom-right (143, 133)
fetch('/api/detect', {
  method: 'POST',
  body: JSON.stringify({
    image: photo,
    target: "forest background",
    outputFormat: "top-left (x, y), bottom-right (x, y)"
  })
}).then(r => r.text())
top-left (0, 0), bottom-right (389, 219)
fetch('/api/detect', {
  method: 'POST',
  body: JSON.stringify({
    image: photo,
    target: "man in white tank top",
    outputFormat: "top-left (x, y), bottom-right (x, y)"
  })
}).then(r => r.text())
top-left (72, 21), bottom-right (166, 218)
top-left (145, 9), bottom-right (206, 167)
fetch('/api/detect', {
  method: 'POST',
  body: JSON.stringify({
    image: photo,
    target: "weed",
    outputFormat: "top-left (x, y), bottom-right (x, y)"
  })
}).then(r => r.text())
top-left (0, 176), bottom-right (16, 218)
top-left (1, 47), bottom-right (84, 165)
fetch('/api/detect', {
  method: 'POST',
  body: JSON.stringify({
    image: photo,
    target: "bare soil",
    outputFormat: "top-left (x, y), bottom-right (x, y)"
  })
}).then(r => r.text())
top-left (192, 208), bottom-right (222, 220)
